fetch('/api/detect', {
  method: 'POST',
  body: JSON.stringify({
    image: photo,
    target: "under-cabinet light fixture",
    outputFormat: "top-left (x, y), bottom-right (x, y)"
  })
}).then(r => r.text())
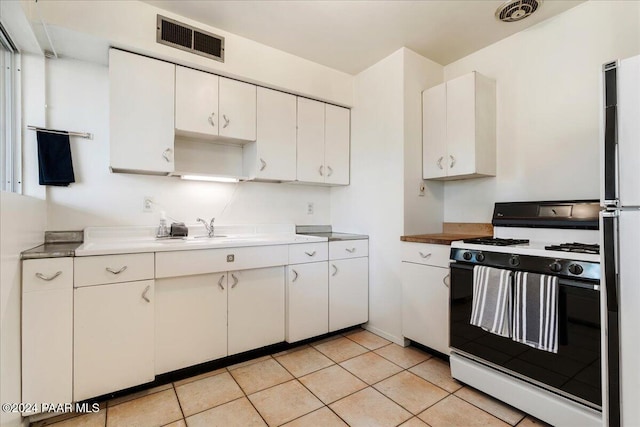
top-left (180, 175), bottom-right (239, 183)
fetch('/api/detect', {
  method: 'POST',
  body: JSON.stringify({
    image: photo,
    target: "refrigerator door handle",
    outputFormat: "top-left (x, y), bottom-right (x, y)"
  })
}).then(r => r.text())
top-left (602, 211), bottom-right (619, 312)
top-left (603, 63), bottom-right (618, 205)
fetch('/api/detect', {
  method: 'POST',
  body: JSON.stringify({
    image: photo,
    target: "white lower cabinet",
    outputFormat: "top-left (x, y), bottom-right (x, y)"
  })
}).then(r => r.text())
top-left (22, 258), bottom-right (73, 411)
top-left (286, 262), bottom-right (329, 343)
top-left (329, 256), bottom-right (369, 332)
top-left (228, 267), bottom-right (285, 355)
top-left (74, 280), bottom-right (155, 401)
top-left (155, 273), bottom-right (227, 374)
top-left (402, 261), bottom-right (450, 355)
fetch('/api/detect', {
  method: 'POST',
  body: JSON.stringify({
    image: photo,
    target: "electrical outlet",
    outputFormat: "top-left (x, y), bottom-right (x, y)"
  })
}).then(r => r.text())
top-left (307, 202), bottom-right (314, 215)
top-left (419, 182), bottom-right (426, 197)
top-left (143, 196), bottom-right (154, 212)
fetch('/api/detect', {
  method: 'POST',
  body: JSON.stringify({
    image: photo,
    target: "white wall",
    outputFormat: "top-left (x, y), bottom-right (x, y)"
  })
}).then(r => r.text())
top-left (41, 58), bottom-right (330, 230)
top-left (331, 49), bottom-right (405, 343)
top-left (30, 0), bottom-right (353, 106)
top-left (443, 0), bottom-right (640, 222)
top-left (331, 48), bottom-right (443, 344)
top-left (0, 192), bottom-right (47, 427)
top-left (403, 49), bottom-right (444, 235)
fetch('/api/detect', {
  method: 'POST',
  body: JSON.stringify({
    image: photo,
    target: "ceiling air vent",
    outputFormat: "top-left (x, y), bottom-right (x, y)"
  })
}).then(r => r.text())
top-left (156, 15), bottom-right (224, 62)
top-left (495, 0), bottom-right (542, 23)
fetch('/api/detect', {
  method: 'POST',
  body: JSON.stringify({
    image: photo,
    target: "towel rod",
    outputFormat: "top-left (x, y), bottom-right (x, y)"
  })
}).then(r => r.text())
top-left (28, 125), bottom-right (93, 140)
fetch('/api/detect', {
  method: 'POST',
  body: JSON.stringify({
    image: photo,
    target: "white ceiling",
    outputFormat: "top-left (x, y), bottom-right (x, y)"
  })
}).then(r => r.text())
top-left (145, 0), bottom-right (585, 74)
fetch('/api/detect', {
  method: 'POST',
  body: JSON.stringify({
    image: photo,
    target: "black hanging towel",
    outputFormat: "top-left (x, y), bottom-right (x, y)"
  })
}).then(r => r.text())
top-left (37, 131), bottom-right (75, 186)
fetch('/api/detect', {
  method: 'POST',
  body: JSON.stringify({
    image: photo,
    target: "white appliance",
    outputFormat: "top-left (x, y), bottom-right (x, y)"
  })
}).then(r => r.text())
top-left (601, 54), bottom-right (640, 427)
top-left (449, 201), bottom-right (602, 427)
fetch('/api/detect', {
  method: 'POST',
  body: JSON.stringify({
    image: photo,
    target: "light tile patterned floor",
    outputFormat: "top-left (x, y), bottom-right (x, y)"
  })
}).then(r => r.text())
top-left (31, 329), bottom-right (552, 427)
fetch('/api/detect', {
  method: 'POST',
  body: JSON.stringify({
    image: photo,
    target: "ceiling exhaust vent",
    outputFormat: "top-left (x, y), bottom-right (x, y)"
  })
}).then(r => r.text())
top-left (156, 15), bottom-right (224, 62)
top-left (495, 0), bottom-right (542, 22)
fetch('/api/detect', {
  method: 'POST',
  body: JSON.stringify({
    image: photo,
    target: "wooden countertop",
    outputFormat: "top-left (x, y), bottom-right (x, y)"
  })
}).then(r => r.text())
top-left (400, 223), bottom-right (493, 245)
top-left (400, 233), bottom-right (492, 245)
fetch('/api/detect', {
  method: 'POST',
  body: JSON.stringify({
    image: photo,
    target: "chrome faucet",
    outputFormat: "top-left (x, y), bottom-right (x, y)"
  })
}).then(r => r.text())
top-left (197, 217), bottom-right (216, 237)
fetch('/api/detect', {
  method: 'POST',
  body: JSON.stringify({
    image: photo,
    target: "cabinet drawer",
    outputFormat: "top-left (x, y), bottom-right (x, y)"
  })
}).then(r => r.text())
top-left (289, 242), bottom-right (328, 264)
top-left (329, 239), bottom-right (368, 260)
top-left (401, 242), bottom-right (451, 268)
top-left (23, 258), bottom-right (73, 293)
top-left (74, 253), bottom-right (154, 287)
top-left (156, 245), bottom-right (288, 278)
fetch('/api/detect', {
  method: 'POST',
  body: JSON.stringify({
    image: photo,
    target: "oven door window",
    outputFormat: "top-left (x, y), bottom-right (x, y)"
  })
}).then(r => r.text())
top-left (449, 264), bottom-right (601, 408)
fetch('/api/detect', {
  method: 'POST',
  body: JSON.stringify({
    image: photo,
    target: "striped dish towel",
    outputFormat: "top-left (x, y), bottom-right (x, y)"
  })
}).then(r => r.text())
top-left (470, 266), bottom-right (513, 338)
top-left (513, 271), bottom-right (559, 353)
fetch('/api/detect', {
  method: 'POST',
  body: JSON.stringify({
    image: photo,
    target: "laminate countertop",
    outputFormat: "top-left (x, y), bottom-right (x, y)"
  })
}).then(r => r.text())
top-left (400, 223), bottom-right (493, 245)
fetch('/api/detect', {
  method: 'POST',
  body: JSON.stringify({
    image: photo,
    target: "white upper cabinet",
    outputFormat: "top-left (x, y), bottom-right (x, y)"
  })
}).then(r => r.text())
top-left (244, 87), bottom-right (297, 181)
top-left (175, 71), bottom-right (256, 143)
top-left (324, 105), bottom-right (350, 185)
top-left (175, 66), bottom-right (219, 137)
top-left (423, 71), bottom-right (496, 180)
top-left (109, 49), bottom-right (175, 174)
top-left (219, 77), bottom-right (257, 142)
top-left (422, 84), bottom-right (447, 179)
top-left (297, 99), bottom-right (351, 185)
top-left (297, 98), bottom-right (326, 183)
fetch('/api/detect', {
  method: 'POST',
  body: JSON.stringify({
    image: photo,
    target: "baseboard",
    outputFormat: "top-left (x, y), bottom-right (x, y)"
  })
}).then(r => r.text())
top-left (362, 324), bottom-right (406, 346)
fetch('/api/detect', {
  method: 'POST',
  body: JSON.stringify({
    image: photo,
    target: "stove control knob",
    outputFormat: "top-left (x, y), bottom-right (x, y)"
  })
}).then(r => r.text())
top-left (476, 252), bottom-right (486, 262)
top-left (509, 255), bottom-right (520, 267)
top-left (463, 251), bottom-right (473, 261)
top-left (550, 261), bottom-right (563, 273)
top-left (568, 264), bottom-right (584, 275)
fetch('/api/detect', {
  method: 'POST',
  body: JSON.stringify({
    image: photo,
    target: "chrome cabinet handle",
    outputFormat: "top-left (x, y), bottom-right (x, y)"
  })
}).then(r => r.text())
top-left (217, 274), bottom-right (225, 290)
top-left (106, 266), bottom-right (127, 275)
top-left (162, 148), bottom-right (172, 162)
top-left (437, 156), bottom-right (444, 170)
top-left (443, 274), bottom-right (450, 288)
top-left (419, 252), bottom-right (432, 259)
top-left (346, 248), bottom-right (356, 253)
top-left (449, 155), bottom-right (456, 169)
top-left (319, 165), bottom-right (324, 176)
top-left (304, 251), bottom-right (316, 257)
top-left (142, 285), bottom-right (151, 303)
top-left (331, 264), bottom-right (338, 276)
top-left (259, 158), bottom-right (267, 171)
top-left (223, 115), bottom-right (230, 129)
top-left (231, 273), bottom-right (239, 288)
top-left (327, 166), bottom-right (333, 177)
top-left (35, 271), bottom-right (62, 281)
top-left (208, 112), bottom-right (215, 127)
top-left (292, 269), bottom-right (299, 282)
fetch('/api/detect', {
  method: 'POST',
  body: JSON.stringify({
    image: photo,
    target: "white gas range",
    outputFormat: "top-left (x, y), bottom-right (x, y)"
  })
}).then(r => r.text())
top-left (448, 200), bottom-right (602, 427)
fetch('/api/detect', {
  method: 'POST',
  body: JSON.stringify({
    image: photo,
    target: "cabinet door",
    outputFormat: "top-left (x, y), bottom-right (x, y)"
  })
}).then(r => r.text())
top-left (22, 258), bottom-right (73, 409)
top-left (422, 84), bottom-right (448, 179)
top-left (286, 262), bottom-right (329, 342)
top-left (401, 262), bottom-right (450, 355)
top-left (155, 273), bottom-right (227, 374)
top-left (324, 104), bottom-right (350, 185)
top-left (109, 49), bottom-right (175, 173)
top-left (255, 87), bottom-right (297, 181)
top-left (219, 77), bottom-right (257, 141)
top-left (228, 267), bottom-right (285, 355)
top-left (74, 280), bottom-right (155, 401)
top-left (175, 66), bottom-right (219, 137)
top-left (446, 73), bottom-right (476, 177)
top-left (297, 97), bottom-right (325, 183)
top-left (329, 257), bottom-right (368, 332)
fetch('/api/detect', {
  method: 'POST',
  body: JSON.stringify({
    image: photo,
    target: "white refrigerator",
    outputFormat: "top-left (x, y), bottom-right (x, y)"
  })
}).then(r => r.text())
top-left (601, 54), bottom-right (640, 427)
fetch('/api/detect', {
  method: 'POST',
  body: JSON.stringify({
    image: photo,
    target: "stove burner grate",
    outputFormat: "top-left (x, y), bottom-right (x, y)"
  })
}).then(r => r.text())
top-left (462, 238), bottom-right (530, 246)
top-left (544, 242), bottom-right (600, 254)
